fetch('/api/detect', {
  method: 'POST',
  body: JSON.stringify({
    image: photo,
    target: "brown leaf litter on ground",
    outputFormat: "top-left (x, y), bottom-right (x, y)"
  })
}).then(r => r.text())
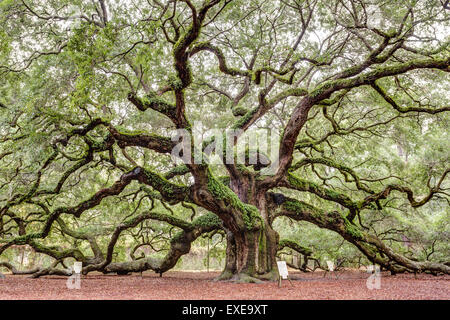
top-left (0, 270), bottom-right (448, 300)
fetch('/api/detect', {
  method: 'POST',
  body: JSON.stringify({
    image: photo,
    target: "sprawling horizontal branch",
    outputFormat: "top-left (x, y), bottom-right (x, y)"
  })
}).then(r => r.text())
top-left (290, 157), bottom-right (374, 194)
top-left (361, 174), bottom-right (449, 209)
top-left (109, 126), bottom-right (175, 154)
top-left (56, 218), bottom-right (104, 262)
top-left (282, 167), bottom-right (447, 222)
top-left (278, 239), bottom-right (312, 257)
top-left (2, 210), bottom-right (223, 278)
top-left (0, 259), bottom-right (73, 278)
top-left (273, 195), bottom-right (450, 274)
top-left (190, 40), bottom-right (305, 87)
top-left (371, 81), bottom-right (450, 114)
top-left (263, 55), bottom-right (449, 189)
top-left (189, 42), bottom-right (252, 78)
top-left (86, 212), bottom-right (222, 275)
top-left (281, 172), bottom-right (361, 213)
top-left (0, 261), bottom-right (40, 275)
top-left (0, 166), bottom-right (190, 254)
top-left (127, 92), bottom-right (177, 122)
top-left (310, 56), bottom-right (450, 101)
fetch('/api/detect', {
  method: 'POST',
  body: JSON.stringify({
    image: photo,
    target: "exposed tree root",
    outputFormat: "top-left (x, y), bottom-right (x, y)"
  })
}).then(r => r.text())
top-left (214, 269), bottom-right (234, 281)
top-left (255, 270), bottom-right (279, 281)
top-left (214, 268), bottom-right (278, 283)
top-left (229, 273), bottom-right (264, 284)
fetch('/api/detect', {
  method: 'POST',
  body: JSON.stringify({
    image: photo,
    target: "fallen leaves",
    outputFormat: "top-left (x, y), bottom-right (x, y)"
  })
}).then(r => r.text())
top-left (0, 271), bottom-right (448, 300)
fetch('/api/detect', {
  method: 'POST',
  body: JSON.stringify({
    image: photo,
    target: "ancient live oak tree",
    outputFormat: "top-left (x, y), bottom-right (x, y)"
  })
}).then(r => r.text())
top-left (0, 0), bottom-right (449, 281)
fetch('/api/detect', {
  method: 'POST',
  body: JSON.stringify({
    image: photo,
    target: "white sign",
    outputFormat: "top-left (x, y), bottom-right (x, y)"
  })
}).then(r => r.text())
top-left (326, 260), bottom-right (335, 272)
top-left (277, 261), bottom-right (289, 279)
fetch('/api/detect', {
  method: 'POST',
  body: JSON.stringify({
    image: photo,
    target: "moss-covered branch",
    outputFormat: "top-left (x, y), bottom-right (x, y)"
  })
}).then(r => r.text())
top-left (290, 157), bottom-right (374, 194)
top-left (361, 172), bottom-right (449, 209)
top-left (84, 211), bottom-right (222, 275)
top-left (109, 125), bottom-right (175, 154)
top-left (274, 196), bottom-right (450, 275)
top-left (371, 80), bottom-right (450, 114)
top-left (278, 239), bottom-right (312, 256)
top-left (127, 92), bottom-right (177, 121)
top-left (0, 166), bottom-right (190, 256)
top-left (310, 56), bottom-right (450, 101)
top-left (282, 172), bottom-right (361, 213)
top-left (189, 42), bottom-right (252, 78)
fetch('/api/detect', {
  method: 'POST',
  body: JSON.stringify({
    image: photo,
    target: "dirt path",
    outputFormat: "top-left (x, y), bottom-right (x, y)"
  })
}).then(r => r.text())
top-left (0, 271), bottom-right (448, 300)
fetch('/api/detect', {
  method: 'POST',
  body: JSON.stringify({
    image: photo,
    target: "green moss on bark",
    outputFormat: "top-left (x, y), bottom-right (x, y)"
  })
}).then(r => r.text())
top-left (206, 171), bottom-right (262, 230)
top-left (192, 213), bottom-right (222, 229)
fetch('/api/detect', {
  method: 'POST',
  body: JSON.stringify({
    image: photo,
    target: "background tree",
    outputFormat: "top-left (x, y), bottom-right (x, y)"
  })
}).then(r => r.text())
top-left (0, 0), bottom-right (449, 282)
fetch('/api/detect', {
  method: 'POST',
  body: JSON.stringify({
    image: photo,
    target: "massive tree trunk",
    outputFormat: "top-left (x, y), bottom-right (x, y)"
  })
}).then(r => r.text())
top-left (217, 177), bottom-right (279, 282)
top-left (219, 223), bottom-right (279, 282)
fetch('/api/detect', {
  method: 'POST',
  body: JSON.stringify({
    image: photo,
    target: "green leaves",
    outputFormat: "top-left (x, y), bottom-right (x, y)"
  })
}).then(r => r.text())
top-left (0, 0), bottom-right (449, 277)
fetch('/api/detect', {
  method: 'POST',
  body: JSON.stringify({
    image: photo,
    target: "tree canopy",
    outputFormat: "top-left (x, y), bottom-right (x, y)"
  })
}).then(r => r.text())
top-left (0, 0), bottom-right (449, 281)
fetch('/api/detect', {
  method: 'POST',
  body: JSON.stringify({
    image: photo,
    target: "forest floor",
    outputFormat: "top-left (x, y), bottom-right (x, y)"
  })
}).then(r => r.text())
top-left (0, 270), bottom-right (448, 300)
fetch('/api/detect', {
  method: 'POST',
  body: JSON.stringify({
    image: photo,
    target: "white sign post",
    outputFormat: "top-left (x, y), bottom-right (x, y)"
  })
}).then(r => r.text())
top-left (276, 261), bottom-right (292, 287)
